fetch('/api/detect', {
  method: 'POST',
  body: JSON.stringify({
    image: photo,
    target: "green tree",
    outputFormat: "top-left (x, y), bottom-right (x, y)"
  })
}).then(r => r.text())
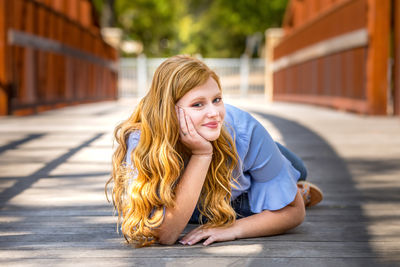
top-left (92, 0), bottom-right (288, 57)
top-left (115, 0), bottom-right (184, 56)
top-left (181, 0), bottom-right (288, 57)
top-left (93, 0), bottom-right (184, 56)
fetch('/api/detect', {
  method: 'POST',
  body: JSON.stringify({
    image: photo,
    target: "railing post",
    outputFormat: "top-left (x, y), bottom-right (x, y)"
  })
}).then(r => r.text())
top-left (394, 0), bottom-right (400, 116)
top-left (265, 28), bottom-right (283, 102)
top-left (366, 0), bottom-right (390, 115)
top-left (137, 53), bottom-right (147, 98)
top-left (0, 0), bottom-right (10, 115)
top-left (240, 54), bottom-right (249, 96)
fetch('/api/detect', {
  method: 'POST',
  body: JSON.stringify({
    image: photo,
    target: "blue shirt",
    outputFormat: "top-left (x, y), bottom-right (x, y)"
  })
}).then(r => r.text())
top-left (125, 104), bottom-right (300, 213)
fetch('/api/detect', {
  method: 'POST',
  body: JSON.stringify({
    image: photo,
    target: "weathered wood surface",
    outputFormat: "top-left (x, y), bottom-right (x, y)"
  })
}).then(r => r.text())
top-left (0, 97), bottom-right (400, 266)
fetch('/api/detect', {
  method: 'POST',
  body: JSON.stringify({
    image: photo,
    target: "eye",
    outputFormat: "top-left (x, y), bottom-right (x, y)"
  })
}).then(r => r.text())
top-left (191, 102), bottom-right (203, 108)
top-left (213, 97), bottom-right (222, 103)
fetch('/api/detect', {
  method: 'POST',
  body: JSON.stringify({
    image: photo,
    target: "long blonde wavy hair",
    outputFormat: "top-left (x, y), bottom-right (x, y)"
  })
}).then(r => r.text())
top-left (106, 55), bottom-right (239, 246)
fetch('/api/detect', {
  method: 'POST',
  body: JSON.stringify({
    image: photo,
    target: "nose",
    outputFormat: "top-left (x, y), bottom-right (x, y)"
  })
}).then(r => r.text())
top-left (206, 105), bottom-right (218, 117)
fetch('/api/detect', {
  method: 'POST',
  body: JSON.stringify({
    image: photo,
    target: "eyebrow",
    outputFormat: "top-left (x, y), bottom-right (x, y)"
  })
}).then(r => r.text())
top-left (190, 93), bottom-right (222, 102)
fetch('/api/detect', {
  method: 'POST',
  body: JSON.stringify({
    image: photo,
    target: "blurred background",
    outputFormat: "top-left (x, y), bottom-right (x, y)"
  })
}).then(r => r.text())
top-left (92, 0), bottom-right (287, 58)
top-left (0, 0), bottom-right (399, 117)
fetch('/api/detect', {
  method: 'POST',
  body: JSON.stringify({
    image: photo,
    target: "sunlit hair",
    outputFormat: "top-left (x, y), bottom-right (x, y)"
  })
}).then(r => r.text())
top-left (106, 55), bottom-right (239, 246)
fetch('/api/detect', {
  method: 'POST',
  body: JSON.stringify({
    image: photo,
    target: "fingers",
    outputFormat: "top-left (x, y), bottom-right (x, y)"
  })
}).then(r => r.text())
top-left (175, 106), bottom-right (180, 124)
top-left (179, 226), bottom-right (199, 245)
top-left (177, 107), bottom-right (197, 138)
top-left (177, 106), bottom-right (189, 137)
top-left (180, 227), bottom-right (218, 246)
top-left (185, 113), bottom-right (196, 137)
top-left (203, 236), bottom-right (216, 246)
top-left (180, 227), bottom-right (208, 246)
top-left (175, 105), bottom-right (213, 155)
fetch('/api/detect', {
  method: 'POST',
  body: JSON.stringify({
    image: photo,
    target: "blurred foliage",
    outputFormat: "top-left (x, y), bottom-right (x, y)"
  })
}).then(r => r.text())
top-left (92, 0), bottom-right (288, 57)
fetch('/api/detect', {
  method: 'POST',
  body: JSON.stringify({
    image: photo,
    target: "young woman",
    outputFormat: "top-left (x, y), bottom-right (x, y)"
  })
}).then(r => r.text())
top-left (107, 55), bottom-right (323, 247)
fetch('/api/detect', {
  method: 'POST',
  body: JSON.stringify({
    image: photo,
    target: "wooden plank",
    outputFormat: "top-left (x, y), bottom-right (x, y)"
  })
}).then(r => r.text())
top-left (3, 221), bottom-right (400, 242)
top-left (47, 11), bottom-right (57, 102)
top-left (365, 0), bottom-right (390, 114)
top-left (272, 46), bottom-right (368, 113)
top-left (0, 0), bottom-right (10, 115)
top-left (276, 0), bottom-right (367, 59)
top-left (273, 94), bottom-right (369, 113)
top-left (8, 30), bottom-right (117, 71)
top-left (352, 47), bottom-right (367, 99)
top-left (342, 49), bottom-right (350, 97)
top-left (272, 28), bottom-right (368, 72)
top-left (18, 0), bottom-right (36, 111)
top-left (394, 0), bottom-right (400, 116)
top-left (80, 0), bottom-right (91, 28)
top-left (36, 3), bottom-right (48, 103)
top-left (51, 0), bottom-right (63, 14)
top-left (67, 0), bottom-right (80, 23)
top-left (0, 241), bottom-right (397, 258)
top-left (55, 15), bottom-right (65, 99)
top-left (0, 258), bottom-right (392, 267)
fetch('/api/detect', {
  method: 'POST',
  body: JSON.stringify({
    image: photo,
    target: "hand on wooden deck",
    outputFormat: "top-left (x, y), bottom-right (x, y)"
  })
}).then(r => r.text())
top-left (179, 225), bottom-right (238, 246)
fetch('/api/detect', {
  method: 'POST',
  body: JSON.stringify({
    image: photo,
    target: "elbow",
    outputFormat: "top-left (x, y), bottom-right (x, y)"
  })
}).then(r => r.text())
top-left (287, 193), bottom-right (306, 230)
top-left (295, 205), bottom-right (306, 227)
top-left (284, 205), bottom-right (304, 233)
top-left (293, 198), bottom-right (306, 228)
top-left (156, 229), bottom-right (179, 245)
top-left (154, 213), bottom-right (186, 245)
top-left (158, 235), bottom-right (178, 246)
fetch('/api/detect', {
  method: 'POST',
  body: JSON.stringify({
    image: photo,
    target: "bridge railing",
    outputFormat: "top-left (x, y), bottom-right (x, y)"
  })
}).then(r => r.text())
top-left (272, 0), bottom-right (398, 115)
top-left (0, 0), bottom-right (118, 115)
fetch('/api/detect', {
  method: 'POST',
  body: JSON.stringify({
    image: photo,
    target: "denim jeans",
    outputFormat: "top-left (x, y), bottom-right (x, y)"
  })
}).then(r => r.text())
top-left (189, 142), bottom-right (307, 223)
top-left (275, 142), bottom-right (307, 181)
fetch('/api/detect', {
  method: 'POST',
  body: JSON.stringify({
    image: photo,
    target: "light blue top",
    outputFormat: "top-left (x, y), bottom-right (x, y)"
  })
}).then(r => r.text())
top-left (125, 104), bottom-right (300, 213)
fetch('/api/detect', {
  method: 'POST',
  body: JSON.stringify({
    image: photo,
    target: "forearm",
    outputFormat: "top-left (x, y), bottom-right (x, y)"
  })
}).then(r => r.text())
top-left (155, 154), bottom-right (212, 245)
top-left (179, 190), bottom-right (305, 246)
top-left (233, 191), bottom-right (305, 239)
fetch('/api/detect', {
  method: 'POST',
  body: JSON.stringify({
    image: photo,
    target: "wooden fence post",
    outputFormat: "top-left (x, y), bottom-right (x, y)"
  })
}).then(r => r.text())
top-left (366, 0), bottom-right (390, 115)
top-left (394, 0), bottom-right (400, 116)
top-left (265, 28), bottom-right (283, 102)
top-left (137, 54), bottom-right (147, 98)
top-left (0, 0), bottom-right (10, 115)
top-left (240, 54), bottom-right (249, 96)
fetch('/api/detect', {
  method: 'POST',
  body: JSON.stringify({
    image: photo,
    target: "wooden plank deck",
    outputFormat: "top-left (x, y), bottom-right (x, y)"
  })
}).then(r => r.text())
top-left (0, 97), bottom-right (399, 266)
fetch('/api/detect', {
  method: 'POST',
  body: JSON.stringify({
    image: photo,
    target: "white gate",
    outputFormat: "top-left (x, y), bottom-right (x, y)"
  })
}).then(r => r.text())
top-left (118, 55), bottom-right (265, 97)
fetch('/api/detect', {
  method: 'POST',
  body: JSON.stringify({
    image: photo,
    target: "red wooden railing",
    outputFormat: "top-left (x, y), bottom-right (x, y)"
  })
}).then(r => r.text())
top-left (0, 0), bottom-right (118, 115)
top-left (273, 0), bottom-right (396, 115)
top-left (394, 0), bottom-right (400, 116)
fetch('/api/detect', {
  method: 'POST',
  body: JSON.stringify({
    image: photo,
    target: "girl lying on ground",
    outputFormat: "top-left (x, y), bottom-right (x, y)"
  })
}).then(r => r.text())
top-left (106, 55), bottom-right (323, 247)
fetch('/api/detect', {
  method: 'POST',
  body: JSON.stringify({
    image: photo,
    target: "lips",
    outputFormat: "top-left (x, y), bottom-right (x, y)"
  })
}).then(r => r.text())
top-left (202, 121), bottom-right (219, 128)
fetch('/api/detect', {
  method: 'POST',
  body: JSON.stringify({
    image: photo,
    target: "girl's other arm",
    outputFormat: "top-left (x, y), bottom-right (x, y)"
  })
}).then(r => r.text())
top-left (180, 190), bottom-right (305, 246)
top-left (232, 190), bottom-right (305, 240)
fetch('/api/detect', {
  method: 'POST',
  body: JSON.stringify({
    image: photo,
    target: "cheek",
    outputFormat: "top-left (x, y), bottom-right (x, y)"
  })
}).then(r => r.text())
top-left (186, 110), bottom-right (203, 127)
top-left (219, 106), bottom-right (226, 121)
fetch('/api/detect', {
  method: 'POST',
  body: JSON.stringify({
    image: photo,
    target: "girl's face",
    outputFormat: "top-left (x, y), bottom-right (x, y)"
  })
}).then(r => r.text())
top-left (176, 77), bottom-right (225, 141)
